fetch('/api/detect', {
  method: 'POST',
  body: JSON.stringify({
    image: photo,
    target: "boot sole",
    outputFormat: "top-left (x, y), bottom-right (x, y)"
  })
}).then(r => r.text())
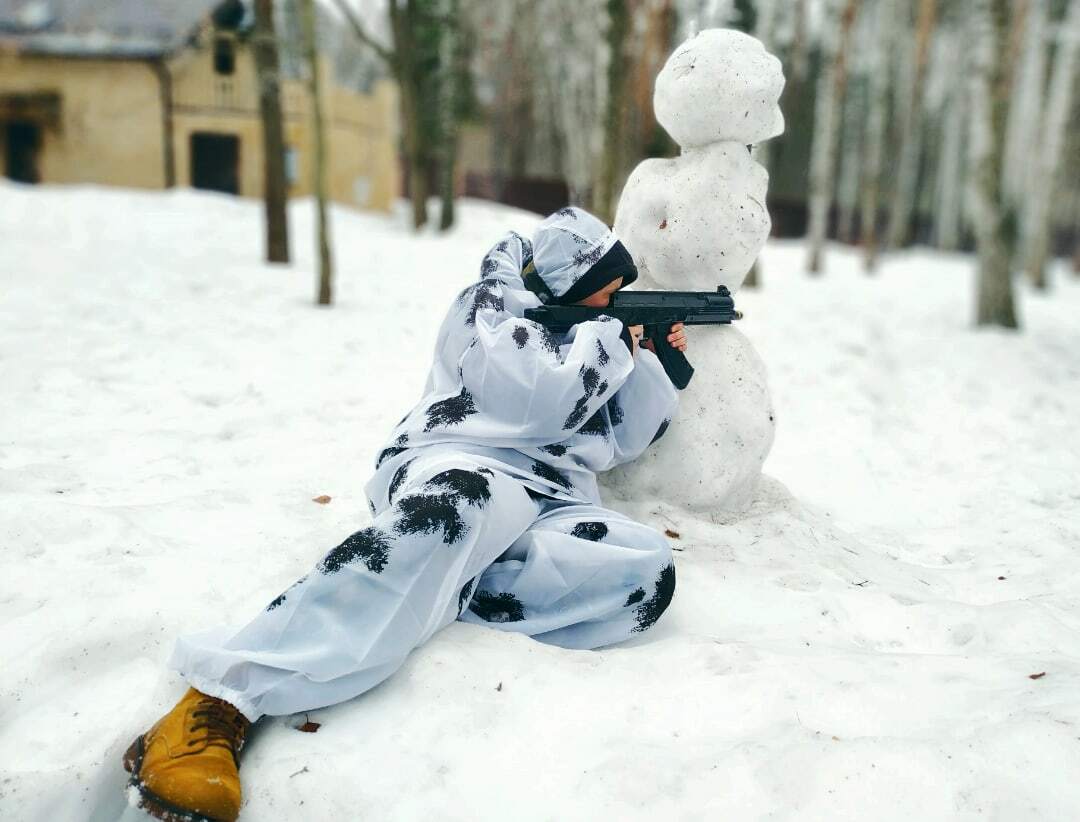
top-left (123, 735), bottom-right (231, 822)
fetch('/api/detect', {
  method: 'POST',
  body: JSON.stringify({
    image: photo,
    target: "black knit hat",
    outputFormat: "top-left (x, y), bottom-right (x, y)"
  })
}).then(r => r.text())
top-left (554, 240), bottom-right (639, 305)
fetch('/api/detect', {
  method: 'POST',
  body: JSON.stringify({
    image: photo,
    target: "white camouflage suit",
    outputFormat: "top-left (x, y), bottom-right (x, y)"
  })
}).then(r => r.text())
top-left (170, 208), bottom-right (679, 721)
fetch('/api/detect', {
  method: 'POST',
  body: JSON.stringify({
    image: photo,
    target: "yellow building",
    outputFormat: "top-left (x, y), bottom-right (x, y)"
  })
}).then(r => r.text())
top-left (0, 0), bottom-right (399, 211)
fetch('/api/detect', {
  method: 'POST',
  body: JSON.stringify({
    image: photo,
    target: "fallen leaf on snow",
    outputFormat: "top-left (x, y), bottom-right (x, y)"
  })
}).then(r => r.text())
top-left (664, 528), bottom-right (681, 539)
top-left (1029, 672), bottom-right (1047, 680)
top-left (312, 495), bottom-right (332, 505)
top-left (297, 721), bottom-right (321, 732)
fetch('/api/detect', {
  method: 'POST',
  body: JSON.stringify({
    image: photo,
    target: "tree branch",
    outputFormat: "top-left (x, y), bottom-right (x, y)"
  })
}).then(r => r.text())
top-left (330, 0), bottom-right (394, 64)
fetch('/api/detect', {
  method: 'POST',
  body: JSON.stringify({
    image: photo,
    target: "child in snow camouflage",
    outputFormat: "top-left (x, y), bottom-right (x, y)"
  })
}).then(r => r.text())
top-left (124, 207), bottom-right (688, 822)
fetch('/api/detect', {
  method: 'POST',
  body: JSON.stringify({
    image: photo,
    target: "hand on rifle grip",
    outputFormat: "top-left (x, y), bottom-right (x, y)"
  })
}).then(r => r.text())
top-left (645, 323), bottom-right (694, 390)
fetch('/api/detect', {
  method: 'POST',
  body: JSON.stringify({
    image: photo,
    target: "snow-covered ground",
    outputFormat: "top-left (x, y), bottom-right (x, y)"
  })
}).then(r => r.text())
top-left (2, 183), bottom-right (1079, 821)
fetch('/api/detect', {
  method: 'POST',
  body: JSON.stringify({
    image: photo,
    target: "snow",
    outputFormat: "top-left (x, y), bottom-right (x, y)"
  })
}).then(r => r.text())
top-left (2, 182), bottom-right (1080, 821)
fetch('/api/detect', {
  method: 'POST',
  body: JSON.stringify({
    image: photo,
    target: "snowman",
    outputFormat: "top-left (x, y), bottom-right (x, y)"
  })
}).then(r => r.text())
top-left (601, 28), bottom-right (785, 513)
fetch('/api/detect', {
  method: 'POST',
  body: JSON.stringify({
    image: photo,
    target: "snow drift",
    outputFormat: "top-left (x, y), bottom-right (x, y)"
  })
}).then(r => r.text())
top-left (2, 183), bottom-right (1079, 821)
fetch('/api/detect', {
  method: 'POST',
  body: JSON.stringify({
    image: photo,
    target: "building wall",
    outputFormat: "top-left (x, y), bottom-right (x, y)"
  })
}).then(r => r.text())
top-left (0, 51), bottom-right (167, 188)
top-left (165, 30), bottom-right (399, 212)
top-left (0, 29), bottom-right (399, 212)
top-left (324, 79), bottom-right (399, 212)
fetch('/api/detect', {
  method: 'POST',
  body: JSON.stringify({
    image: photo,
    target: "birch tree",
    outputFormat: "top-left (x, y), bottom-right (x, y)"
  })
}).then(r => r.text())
top-left (532, 0), bottom-right (608, 205)
top-left (836, 77), bottom-right (865, 244)
top-left (806, 0), bottom-right (862, 275)
top-left (744, 0), bottom-right (781, 288)
top-left (254, 0), bottom-right (291, 264)
top-left (301, 0), bottom-right (334, 305)
top-left (390, 1), bottom-right (441, 229)
top-left (885, 0), bottom-right (937, 250)
top-left (789, 0), bottom-right (810, 86)
top-left (332, 0), bottom-right (447, 231)
top-left (861, 0), bottom-right (894, 271)
top-left (933, 33), bottom-right (968, 251)
top-left (436, 0), bottom-right (469, 231)
top-left (1002, 0), bottom-right (1047, 217)
top-left (592, 0), bottom-right (635, 224)
top-left (776, 0), bottom-right (810, 177)
top-left (1024, 0), bottom-right (1080, 288)
top-left (968, 0), bottom-right (1019, 328)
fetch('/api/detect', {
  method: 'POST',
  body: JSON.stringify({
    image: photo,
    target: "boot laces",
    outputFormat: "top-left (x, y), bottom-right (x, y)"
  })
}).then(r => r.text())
top-left (189, 697), bottom-right (248, 758)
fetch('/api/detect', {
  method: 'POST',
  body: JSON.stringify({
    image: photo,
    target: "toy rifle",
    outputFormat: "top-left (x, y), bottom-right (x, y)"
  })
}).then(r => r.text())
top-left (523, 287), bottom-right (741, 390)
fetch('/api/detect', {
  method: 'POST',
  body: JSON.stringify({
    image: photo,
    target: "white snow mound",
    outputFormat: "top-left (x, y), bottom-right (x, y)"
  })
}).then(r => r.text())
top-left (1, 183), bottom-right (1079, 821)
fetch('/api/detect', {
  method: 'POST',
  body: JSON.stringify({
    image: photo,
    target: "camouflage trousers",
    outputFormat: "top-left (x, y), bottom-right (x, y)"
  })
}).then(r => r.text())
top-left (169, 452), bottom-right (675, 721)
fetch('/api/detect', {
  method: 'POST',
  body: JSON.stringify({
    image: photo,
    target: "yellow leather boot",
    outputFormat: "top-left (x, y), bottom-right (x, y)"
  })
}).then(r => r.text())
top-left (123, 687), bottom-right (250, 822)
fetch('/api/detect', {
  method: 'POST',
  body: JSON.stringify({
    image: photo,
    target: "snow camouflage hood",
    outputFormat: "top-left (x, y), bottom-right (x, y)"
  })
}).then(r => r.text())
top-left (363, 217), bottom-right (677, 510)
top-left (525, 207), bottom-right (638, 304)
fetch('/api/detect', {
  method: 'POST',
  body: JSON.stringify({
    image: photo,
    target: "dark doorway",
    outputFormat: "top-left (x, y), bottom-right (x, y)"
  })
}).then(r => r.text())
top-left (5, 122), bottom-right (41, 183)
top-left (190, 132), bottom-right (240, 194)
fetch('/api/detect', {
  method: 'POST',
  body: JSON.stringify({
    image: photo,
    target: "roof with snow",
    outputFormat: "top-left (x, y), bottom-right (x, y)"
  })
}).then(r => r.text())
top-left (0, 0), bottom-right (243, 58)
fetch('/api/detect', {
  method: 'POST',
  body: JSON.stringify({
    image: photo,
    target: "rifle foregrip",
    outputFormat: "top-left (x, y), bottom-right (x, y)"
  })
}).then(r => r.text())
top-left (645, 323), bottom-right (694, 390)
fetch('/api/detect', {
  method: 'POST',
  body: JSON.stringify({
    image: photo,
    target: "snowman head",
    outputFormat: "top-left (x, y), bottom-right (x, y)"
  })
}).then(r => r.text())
top-left (654, 28), bottom-right (785, 149)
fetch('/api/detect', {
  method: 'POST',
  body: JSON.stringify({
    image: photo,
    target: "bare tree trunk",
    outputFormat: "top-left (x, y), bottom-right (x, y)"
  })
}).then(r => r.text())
top-left (790, 0), bottom-right (810, 86)
top-left (776, 0), bottom-right (810, 186)
top-left (437, 151), bottom-right (456, 231)
top-left (744, 0), bottom-right (780, 289)
top-left (388, 0), bottom-right (429, 230)
top-left (806, 0), bottom-right (862, 275)
top-left (254, 0), bottom-right (291, 264)
top-left (1071, 189), bottom-right (1080, 274)
top-left (437, 0), bottom-right (462, 232)
top-left (969, 0), bottom-right (1019, 328)
top-left (1073, 190), bottom-right (1080, 274)
top-left (532, 0), bottom-right (607, 208)
top-left (301, 0), bottom-right (333, 305)
top-left (836, 77), bottom-right (864, 244)
top-left (885, 0), bottom-right (937, 250)
top-left (331, 0), bottom-right (437, 235)
top-left (1025, 0), bottom-right (1080, 289)
top-left (592, 0), bottom-right (632, 224)
top-left (1003, 0), bottom-right (1046, 216)
top-left (861, 0), bottom-right (893, 271)
top-left (934, 49), bottom-right (967, 251)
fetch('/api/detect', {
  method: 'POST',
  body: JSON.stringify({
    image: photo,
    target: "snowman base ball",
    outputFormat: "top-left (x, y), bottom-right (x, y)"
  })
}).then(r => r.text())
top-left (600, 325), bottom-right (776, 514)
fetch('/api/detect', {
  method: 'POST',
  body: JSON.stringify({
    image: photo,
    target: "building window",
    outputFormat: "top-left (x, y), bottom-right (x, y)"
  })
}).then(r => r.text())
top-left (214, 36), bottom-right (236, 76)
